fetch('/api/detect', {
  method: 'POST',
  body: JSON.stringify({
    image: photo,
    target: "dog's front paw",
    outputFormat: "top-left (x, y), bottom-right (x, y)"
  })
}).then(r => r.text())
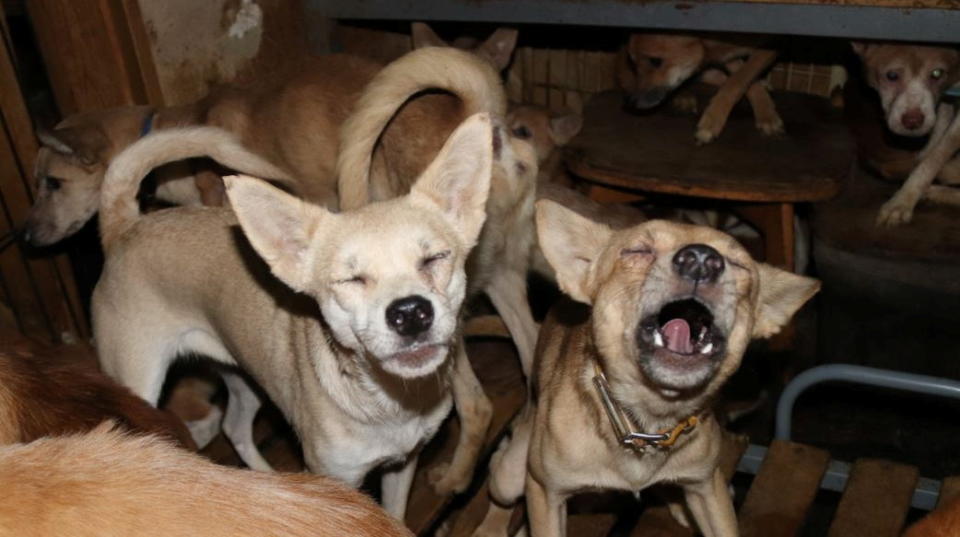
top-left (876, 193), bottom-right (919, 227)
top-left (756, 113), bottom-right (785, 137)
top-left (428, 462), bottom-right (471, 495)
top-left (695, 114), bottom-right (724, 145)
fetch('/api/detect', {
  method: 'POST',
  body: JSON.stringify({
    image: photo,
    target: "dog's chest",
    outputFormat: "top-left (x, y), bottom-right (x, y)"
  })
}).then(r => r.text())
top-left (313, 394), bottom-right (453, 474)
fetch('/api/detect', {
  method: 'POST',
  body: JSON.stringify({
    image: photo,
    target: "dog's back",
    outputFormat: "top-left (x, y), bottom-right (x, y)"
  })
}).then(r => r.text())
top-left (0, 340), bottom-right (194, 449)
top-left (0, 426), bottom-right (411, 537)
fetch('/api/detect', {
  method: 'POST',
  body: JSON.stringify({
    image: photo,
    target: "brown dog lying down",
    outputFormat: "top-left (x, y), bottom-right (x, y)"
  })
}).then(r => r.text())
top-left (0, 424), bottom-right (411, 537)
top-left (475, 202), bottom-right (819, 537)
top-left (850, 42), bottom-right (960, 226)
top-left (0, 338), bottom-right (194, 449)
top-left (25, 53), bottom-right (381, 246)
top-left (904, 495), bottom-right (960, 537)
top-left (619, 33), bottom-right (782, 144)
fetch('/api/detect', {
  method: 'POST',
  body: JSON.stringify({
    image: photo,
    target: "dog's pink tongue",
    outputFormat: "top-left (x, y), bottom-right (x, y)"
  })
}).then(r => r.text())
top-left (662, 319), bottom-right (693, 354)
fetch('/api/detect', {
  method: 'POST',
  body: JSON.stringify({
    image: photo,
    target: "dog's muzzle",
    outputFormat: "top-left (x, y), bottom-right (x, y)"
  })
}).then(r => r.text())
top-left (624, 87), bottom-right (670, 111)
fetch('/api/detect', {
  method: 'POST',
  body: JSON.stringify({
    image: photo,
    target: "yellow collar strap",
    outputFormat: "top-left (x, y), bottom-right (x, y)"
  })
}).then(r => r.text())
top-left (592, 364), bottom-right (701, 452)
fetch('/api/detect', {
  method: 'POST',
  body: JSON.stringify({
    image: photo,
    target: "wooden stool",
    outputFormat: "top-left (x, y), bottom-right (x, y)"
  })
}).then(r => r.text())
top-left (563, 89), bottom-right (851, 272)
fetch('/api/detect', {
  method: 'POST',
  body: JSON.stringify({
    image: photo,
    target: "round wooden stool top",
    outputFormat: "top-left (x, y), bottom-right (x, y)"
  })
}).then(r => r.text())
top-left (564, 89), bottom-right (851, 203)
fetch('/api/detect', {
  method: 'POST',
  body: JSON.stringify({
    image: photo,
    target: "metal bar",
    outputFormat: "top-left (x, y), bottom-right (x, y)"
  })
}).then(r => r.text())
top-left (307, 0), bottom-right (960, 43)
top-left (737, 443), bottom-right (942, 511)
top-left (775, 364), bottom-right (960, 441)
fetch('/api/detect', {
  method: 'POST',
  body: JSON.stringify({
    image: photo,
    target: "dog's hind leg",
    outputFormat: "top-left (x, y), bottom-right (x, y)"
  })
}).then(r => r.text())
top-left (221, 370), bottom-right (273, 472)
top-left (429, 339), bottom-right (493, 495)
top-left (382, 453), bottom-right (419, 519)
top-left (474, 406), bottom-right (534, 537)
top-left (485, 271), bottom-right (539, 379)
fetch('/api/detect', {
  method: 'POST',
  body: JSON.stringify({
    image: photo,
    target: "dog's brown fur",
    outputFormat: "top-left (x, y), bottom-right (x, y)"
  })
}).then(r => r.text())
top-left (26, 54), bottom-right (381, 246)
top-left (0, 339), bottom-right (194, 449)
top-left (411, 22), bottom-right (518, 72)
top-left (619, 33), bottom-right (782, 144)
top-left (904, 496), bottom-right (960, 537)
top-left (0, 424), bottom-right (411, 537)
top-left (474, 202), bottom-right (819, 537)
top-left (850, 42), bottom-right (960, 226)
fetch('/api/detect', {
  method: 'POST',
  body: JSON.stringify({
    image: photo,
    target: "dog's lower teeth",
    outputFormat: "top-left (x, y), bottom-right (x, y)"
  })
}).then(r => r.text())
top-left (698, 327), bottom-right (708, 342)
top-left (653, 331), bottom-right (664, 347)
top-left (701, 343), bottom-right (713, 354)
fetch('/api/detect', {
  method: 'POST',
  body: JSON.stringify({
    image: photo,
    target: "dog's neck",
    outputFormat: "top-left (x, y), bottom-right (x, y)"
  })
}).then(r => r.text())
top-left (581, 325), bottom-right (710, 437)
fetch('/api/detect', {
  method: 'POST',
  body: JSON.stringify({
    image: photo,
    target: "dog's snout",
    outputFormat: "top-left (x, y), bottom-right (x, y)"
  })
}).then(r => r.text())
top-left (385, 296), bottom-right (434, 337)
top-left (901, 109), bottom-right (926, 131)
top-left (673, 244), bottom-right (724, 283)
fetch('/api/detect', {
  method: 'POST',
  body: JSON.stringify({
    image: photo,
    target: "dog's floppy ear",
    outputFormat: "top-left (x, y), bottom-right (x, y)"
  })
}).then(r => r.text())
top-left (36, 125), bottom-right (108, 167)
top-left (535, 199), bottom-right (613, 305)
top-left (752, 264), bottom-right (820, 338)
top-left (409, 113), bottom-right (493, 248)
top-left (224, 174), bottom-right (332, 293)
top-left (478, 27), bottom-right (518, 70)
top-left (549, 110), bottom-right (583, 146)
top-left (411, 22), bottom-right (448, 49)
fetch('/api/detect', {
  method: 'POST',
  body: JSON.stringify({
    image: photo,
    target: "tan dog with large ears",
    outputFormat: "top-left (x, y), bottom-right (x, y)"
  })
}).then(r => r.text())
top-left (473, 201), bottom-right (819, 537)
top-left (93, 115), bottom-right (496, 519)
top-left (411, 22), bottom-right (518, 72)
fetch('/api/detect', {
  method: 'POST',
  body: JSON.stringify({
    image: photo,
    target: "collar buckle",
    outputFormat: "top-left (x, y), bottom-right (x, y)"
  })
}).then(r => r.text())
top-left (592, 367), bottom-right (700, 453)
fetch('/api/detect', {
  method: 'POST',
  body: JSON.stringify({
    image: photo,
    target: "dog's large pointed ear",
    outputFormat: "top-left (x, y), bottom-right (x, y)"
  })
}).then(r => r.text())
top-left (411, 22), bottom-right (448, 49)
top-left (478, 27), bottom-right (518, 70)
top-left (535, 199), bottom-right (613, 305)
top-left (224, 174), bottom-right (332, 293)
top-left (850, 41), bottom-right (870, 58)
top-left (409, 113), bottom-right (493, 247)
top-left (36, 125), bottom-right (107, 167)
top-left (549, 110), bottom-right (583, 146)
top-left (752, 264), bottom-right (820, 338)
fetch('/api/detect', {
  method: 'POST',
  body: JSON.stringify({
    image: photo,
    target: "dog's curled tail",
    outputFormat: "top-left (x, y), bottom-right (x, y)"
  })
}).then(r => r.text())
top-left (337, 46), bottom-right (506, 210)
top-left (99, 126), bottom-right (290, 251)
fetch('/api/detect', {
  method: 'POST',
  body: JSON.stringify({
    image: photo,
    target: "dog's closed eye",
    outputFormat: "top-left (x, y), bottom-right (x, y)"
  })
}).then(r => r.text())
top-left (420, 250), bottom-right (450, 271)
top-left (335, 275), bottom-right (368, 286)
top-left (621, 245), bottom-right (654, 257)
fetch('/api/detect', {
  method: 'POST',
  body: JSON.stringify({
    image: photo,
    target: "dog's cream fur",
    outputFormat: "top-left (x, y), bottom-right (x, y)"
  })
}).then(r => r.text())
top-left (0, 424), bottom-right (412, 537)
top-left (93, 115), bottom-right (497, 518)
top-left (474, 201), bottom-right (819, 537)
top-left (851, 42), bottom-right (960, 226)
top-left (337, 46), bottom-right (541, 383)
top-left (26, 54), bottom-right (382, 246)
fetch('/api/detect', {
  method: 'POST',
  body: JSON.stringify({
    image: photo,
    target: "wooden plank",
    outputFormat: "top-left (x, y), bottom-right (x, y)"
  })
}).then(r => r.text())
top-left (938, 476), bottom-right (960, 507)
top-left (567, 90), bottom-right (848, 203)
top-left (569, 513), bottom-right (618, 537)
top-left (548, 48), bottom-right (566, 109)
top-left (405, 341), bottom-right (526, 534)
top-left (738, 440), bottom-right (830, 537)
top-left (827, 459), bottom-right (918, 537)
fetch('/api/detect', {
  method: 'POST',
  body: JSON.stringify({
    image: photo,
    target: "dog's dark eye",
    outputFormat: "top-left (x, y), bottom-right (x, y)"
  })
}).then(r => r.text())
top-left (931, 68), bottom-right (945, 80)
top-left (420, 250), bottom-right (450, 270)
top-left (44, 176), bottom-right (62, 191)
top-left (511, 125), bottom-right (532, 139)
top-left (648, 57), bottom-right (663, 68)
top-left (336, 275), bottom-right (367, 286)
top-left (885, 70), bottom-right (900, 81)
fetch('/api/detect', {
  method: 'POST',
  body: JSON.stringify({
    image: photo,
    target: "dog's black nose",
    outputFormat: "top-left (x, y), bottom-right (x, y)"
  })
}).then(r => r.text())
top-left (386, 296), bottom-right (434, 337)
top-left (673, 244), bottom-right (725, 283)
